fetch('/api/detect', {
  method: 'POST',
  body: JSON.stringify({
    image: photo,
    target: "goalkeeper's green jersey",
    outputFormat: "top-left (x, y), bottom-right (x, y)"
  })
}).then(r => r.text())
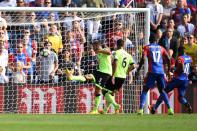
top-left (97, 48), bottom-right (112, 75)
top-left (113, 49), bottom-right (134, 78)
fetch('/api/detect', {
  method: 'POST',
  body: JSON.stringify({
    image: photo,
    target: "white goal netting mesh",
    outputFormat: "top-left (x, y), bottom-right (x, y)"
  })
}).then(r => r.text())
top-left (0, 8), bottom-right (148, 114)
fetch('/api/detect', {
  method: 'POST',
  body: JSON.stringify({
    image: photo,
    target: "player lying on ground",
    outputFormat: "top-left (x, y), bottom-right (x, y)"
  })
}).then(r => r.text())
top-left (149, 47), bottom-right (192, 114)
top-left (135, 36), bottom-right (174, 115)
top-left (65, 40), bottom-right (115, 114)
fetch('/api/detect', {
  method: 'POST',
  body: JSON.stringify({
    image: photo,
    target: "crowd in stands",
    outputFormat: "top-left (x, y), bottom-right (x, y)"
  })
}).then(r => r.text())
top-left (0, 0), bottom-right (196, 84)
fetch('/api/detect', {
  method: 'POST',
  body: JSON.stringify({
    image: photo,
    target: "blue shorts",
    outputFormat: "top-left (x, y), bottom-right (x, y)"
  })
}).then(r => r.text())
top-left (165, 78), bottom-right (189, 97)
top-left (144, 73), bottom-right (166, 89)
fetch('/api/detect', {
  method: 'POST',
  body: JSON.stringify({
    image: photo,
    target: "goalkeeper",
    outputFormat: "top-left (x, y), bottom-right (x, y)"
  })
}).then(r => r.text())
top-left (65, 40), bottom-right (112, 114)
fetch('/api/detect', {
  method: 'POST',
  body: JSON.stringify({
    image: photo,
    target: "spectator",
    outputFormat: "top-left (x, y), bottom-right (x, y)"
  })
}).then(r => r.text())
top-left (8, 43), bottom-right (31, 82)
top-left (16, 0), bottom-right (25, 6)
top-left (146, 0), bottom-right (163, 34)
top-left (155, 28), bottom-right (163, 43)
top-left (73, 60), bottom-right (82, 76)
top-left (160, 18), bottom-right (168, 33)
top-left (123, 27), bottom-right (133, 49)
top-left (165, 18), bottom-right (180, 39)
top-left (72, 0), bottom-right (83, 7)
top-left (15, 0), bottom-right (26, 23)
top-left (81, 0), bottom-right (104, 8)
top-left (63, 12), bottom-right (85, 33)
top-left (136, 0), bottom-right (146, 8)
top-left (46, 24), bottom-right (63, 54)
top-left (179, 36), bottom-right (188, 48)
top-left (29, 0), bottom-right (44, 7)
top-left (162, 0), bottom-right (175, 18)
top-left (100, 12), bottom-right (116, 38)
top-left (170, 0), bottom-right (191, 27)
top-left (26, 11), bottom-right (39, 32)
top-left (86, 17), bottom-right (101, 42)
top-left (0, 65), bottom-right (8, 83)
top-left (0, 38), bottom-right (8, 83)
top-left (12, 61), bottom-right (26, 83)
top-left (80, 46), bottom-right (97, 74)
top-left (22, 28), bottom-right (37, 54)
top-left (0, 12), bottom-right (7, 29)
top-left (195, 33), bottom-right (197, 44)
top-left (48, 12), bottom-right (61, 29)
top-left (0, 29), bottom-right (9, 49)
top-left (186, 0), bottom-right (197, 6)
top-left (40, 18), bottom-right (49, 35)
top-left (36, 41), bottom-right (58, 83)
top-left (103, 0), bottom-right (119, 8)
top-left (186, 0), bottom-right (197, 22)
top-left (119, 0), bottom-right (135, 7)
top-left (0, 12), bottom-right (9, 48)
top-left (0, 0), bottom-right (16, 7)
top-left (106, 20), bottom-right (123, 51)
top-left (81, 0), bottom-right (103, 41)
top-left (62, 0), bottom-right (77, 7)
top-left (67, 21), bottom-right (85, 63)
top-left (26, 12), bottom-right (37, 24)
top-left (160, 27), bottom-right (179, 59)
top-left (184, 34), bottom-right (197, 67)
top-left (57, 49), bottom-right (75, 82)
top-left (36, 0), bottom-right (59, 20)
top-left (177, 14), bottom-right (195, 37)
top-left (22, 36), bottom-right (36, 82)
top-left (188, 64), bottom-right (197, 84)
top-left (30, 24), bottom-right (44, 52)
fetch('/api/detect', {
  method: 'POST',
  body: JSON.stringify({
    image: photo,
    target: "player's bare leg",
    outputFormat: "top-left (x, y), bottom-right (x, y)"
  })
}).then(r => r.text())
top-left (65, 68), bottom-right (88, 82)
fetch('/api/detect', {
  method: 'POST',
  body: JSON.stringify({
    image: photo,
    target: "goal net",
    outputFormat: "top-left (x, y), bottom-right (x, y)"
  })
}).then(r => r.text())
top-left (0, 7), bottom-right (150, 114)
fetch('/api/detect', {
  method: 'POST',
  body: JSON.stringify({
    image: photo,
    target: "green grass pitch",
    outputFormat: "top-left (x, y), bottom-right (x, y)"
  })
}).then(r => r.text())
top-left (0, 114), bottom-right (196, 131)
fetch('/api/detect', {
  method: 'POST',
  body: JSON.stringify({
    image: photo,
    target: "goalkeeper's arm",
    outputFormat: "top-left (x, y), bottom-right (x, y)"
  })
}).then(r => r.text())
top-left (135, 56), bottom-right (145, 78)
top-left (127, 63), bottom-right (136, 74)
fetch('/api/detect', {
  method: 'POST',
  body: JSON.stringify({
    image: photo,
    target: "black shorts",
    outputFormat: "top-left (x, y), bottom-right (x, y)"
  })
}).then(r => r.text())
top-left (105, 77), bottom-right (125, 92)
top-left (93, 71), bottom-right (111, 88)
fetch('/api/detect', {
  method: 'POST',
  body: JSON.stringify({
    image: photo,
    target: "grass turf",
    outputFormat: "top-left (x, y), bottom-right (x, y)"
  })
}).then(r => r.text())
top-left (0, 114), bottom-right (196, 131)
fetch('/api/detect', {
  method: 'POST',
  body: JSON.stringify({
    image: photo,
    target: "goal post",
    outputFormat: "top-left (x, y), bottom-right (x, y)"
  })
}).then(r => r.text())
top-left (0, 7), bottom-right (150, 114)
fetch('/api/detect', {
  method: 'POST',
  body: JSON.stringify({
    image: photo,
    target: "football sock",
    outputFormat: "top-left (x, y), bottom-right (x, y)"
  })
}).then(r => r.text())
top-left (105, 93), bottom-right (118, 107)
top-left (103, 102), bottom-right (111, 113)
top-left (93, 95), bottom-right (101, 111)
top-left (139, 91), bottom-right (147, 109)
top-left (179, 96), bottom-right (187, 105)
top-left (160, 91), bottom-right (170, 109)
top-left (154, 95), bottom-right (163, 110)
top-left (184, 102), bottom-right (191, 108)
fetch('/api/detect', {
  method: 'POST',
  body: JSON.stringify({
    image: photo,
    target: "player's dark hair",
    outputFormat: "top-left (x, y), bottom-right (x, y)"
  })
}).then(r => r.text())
top-left (44, 41), bottom-right (52, 46)
top-left (117, 39), bottom-right (124, 48)
top-left (92, 40), bottom-right (101, 46)
top-left (149, 34), bottom-right (157, 43)
top-left (178, 46), bottom-right (185, 56)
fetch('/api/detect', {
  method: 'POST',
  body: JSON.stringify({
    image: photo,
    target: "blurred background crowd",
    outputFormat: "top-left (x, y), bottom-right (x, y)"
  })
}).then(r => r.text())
top-left (0, 0), bottom-right (196, 84)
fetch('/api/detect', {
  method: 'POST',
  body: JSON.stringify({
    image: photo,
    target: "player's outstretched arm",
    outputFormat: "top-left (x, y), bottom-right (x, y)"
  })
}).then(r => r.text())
top-left (97, 48), bottom-right (111, 55)
top-left (135, 57), bottom-right (144, 78)
top-left (127, 63), bottom-right (137, 73)
top-left (163, 48), bottom-right (171, 78)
